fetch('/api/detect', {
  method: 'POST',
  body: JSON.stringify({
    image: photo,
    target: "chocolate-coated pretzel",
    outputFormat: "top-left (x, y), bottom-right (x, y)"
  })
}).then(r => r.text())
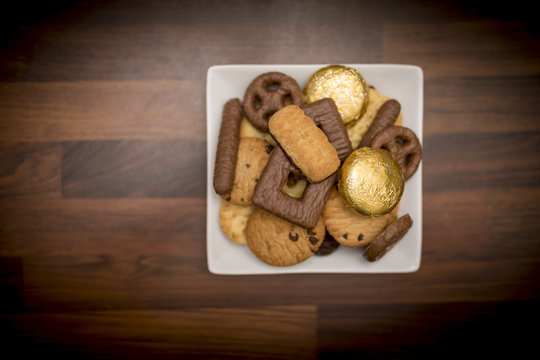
top-left (369, 125), bottom-right (422, 181)
top-left (243, 72), bottom-right (305, 131)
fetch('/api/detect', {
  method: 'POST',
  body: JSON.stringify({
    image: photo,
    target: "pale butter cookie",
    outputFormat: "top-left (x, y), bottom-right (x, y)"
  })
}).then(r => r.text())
top-left (323, 189), bottom-right (398, 248)
top-left (239, 117), bottom-right (276, 145)
top-left (219, 200), bottom-right (255, 245)
top-left (245, 208), bottom-right (325, 266)
top-left (229, 137), bottom-right (272, 205)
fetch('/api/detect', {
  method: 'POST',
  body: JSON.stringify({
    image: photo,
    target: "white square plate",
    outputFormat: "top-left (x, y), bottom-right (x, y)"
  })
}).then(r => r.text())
top-left (206, 64), bottom-right (423, 275)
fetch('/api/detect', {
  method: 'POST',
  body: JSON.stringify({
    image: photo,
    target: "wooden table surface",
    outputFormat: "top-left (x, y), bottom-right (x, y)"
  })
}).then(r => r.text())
top-left (1, 0), bottom-right (539, 358)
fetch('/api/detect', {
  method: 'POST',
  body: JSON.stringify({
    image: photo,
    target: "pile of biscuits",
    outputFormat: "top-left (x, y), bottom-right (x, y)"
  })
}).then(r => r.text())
top-left (213, 66), bottom-right (422, 267)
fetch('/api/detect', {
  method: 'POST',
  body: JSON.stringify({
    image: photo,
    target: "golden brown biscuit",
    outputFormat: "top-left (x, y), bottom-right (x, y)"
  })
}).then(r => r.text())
top-left (322, 189), bottom-right (398, 248)
top-left (219, 200), bottom-right (255, 245)
top-left (229, 137), bottom-right (272, 205)
top-left (347, 87), bottom-right (403, 149)
top-left (239, 117), bottom-right (276, 145)
top-left (245, 208), bottom-right (325, 266)
top-left (282, 177), bottom-right (307, 199)
top-left (268, 105), bottom-right (340, 183)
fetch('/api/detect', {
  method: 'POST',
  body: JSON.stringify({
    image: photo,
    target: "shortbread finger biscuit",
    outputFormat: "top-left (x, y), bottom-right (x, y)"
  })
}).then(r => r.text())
top-left (245, 208), bottom-right (325, 266)
top-left (347, 88), bottom-right (403, 149)
top-left (229, 137), bottom-right (272, 205)
top-left (219, 200), bottom-right (255, 245)
top-left (322, 189), bottom-right (398, 248)
top-left (268, 105), bottom-right (340, 183)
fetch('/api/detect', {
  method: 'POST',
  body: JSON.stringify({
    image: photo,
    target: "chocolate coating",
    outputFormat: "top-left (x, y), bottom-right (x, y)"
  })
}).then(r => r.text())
top-left (213, 98), bottom-right (243, 195)
top-left (252, 146), bottom-right (336, 229)
top-left (302, 98), bottom-right (353, 162)
top-left (369, 125), bottom-right (422, 181)
top-left (358, 99), bottom-right (401, 148)
top-left (364, 214), bottom-right (413, 262)
top-left (243, 72), bottom-right (305, 131)
top-left (314, 231), bottom-right (340, 256)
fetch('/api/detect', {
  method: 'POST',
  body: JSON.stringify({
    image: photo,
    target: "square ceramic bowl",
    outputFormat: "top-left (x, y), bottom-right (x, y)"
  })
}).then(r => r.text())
top-left (206, 64), bottom-right (423, 275)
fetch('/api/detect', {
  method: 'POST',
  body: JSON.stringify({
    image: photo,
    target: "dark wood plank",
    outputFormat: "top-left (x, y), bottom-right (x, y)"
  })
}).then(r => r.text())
top-left (423, 76), bottom-right (540, 135)
top-left (0, 187), bottom-right (536, 312)
top-left (318, 299), bottom-right (539, 359)
top-left (1, 306), bottom-right (317, 360)
top-left (0, 1), bottom-right (383, 82)
top-left (61, 139), bottom-right (206, 198)
top-left (423, 131), bottom-right (540, 192)
top-left (0, 142), bottom-right (61, 198)
top-left (0, 197), bottom-right (205, 258)
top-left (0, 81), bottom-right (205, 141)
top-left (0, 256), bottom-right (25, 312)
top-left (383, 19), bottom-right (540, 78)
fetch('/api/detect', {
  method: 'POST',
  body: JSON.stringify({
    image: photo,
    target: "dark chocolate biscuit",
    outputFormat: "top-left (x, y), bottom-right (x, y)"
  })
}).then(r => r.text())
top-left (314, 231), bottom-right (341, 256)
top-left (213, 98), bottom-right (243, 195)
top-left (364, 214), bottom-right (413, 262)
top-left (251, 146), bottom-right (336, 229)
top-left (302, 98), bottom-right (353, 162)
top-left (357, 99), bottom-right (401, 148)
top-left (369, 125), bottom-right (422, 181)
top-left (243, 72), bottom-right (305, 131)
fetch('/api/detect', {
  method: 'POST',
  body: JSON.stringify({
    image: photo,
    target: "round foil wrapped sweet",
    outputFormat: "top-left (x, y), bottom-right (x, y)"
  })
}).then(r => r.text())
top-left (304, 65), bottom-right (369, 127)
top-left (338, 148), bottom-right (404, 217)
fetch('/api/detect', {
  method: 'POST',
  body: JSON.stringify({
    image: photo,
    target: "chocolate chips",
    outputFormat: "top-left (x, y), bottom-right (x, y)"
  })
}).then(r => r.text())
top-left (288, 232), bottom-right (299, 242)
top-left (309, 236), bottom-right (320, 245)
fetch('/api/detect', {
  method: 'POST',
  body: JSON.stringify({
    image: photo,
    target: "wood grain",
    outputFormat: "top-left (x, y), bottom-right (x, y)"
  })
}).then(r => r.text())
top-left (318, 299), bottom-right (539, 358)
top-left (62, 140), bottom-right (206, 197)
top-left (0, 81), bottom-right (205, 141)
top-left (0, 142), bottom-right (61, 198)
top-left (1, 0), bottom-right (540, 358)
top-left (2, 306), bottom-right (317, 359)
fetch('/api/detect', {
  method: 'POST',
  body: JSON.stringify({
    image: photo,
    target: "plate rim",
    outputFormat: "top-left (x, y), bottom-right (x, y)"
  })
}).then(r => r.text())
top-left (206, 63), bottom-right (423, 275)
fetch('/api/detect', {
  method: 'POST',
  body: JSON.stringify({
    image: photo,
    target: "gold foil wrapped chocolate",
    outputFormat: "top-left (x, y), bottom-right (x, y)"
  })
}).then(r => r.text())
top-left (304, 65), bottom-right (369, 127)
top-left (338, 148), bottom-right (404, 216)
